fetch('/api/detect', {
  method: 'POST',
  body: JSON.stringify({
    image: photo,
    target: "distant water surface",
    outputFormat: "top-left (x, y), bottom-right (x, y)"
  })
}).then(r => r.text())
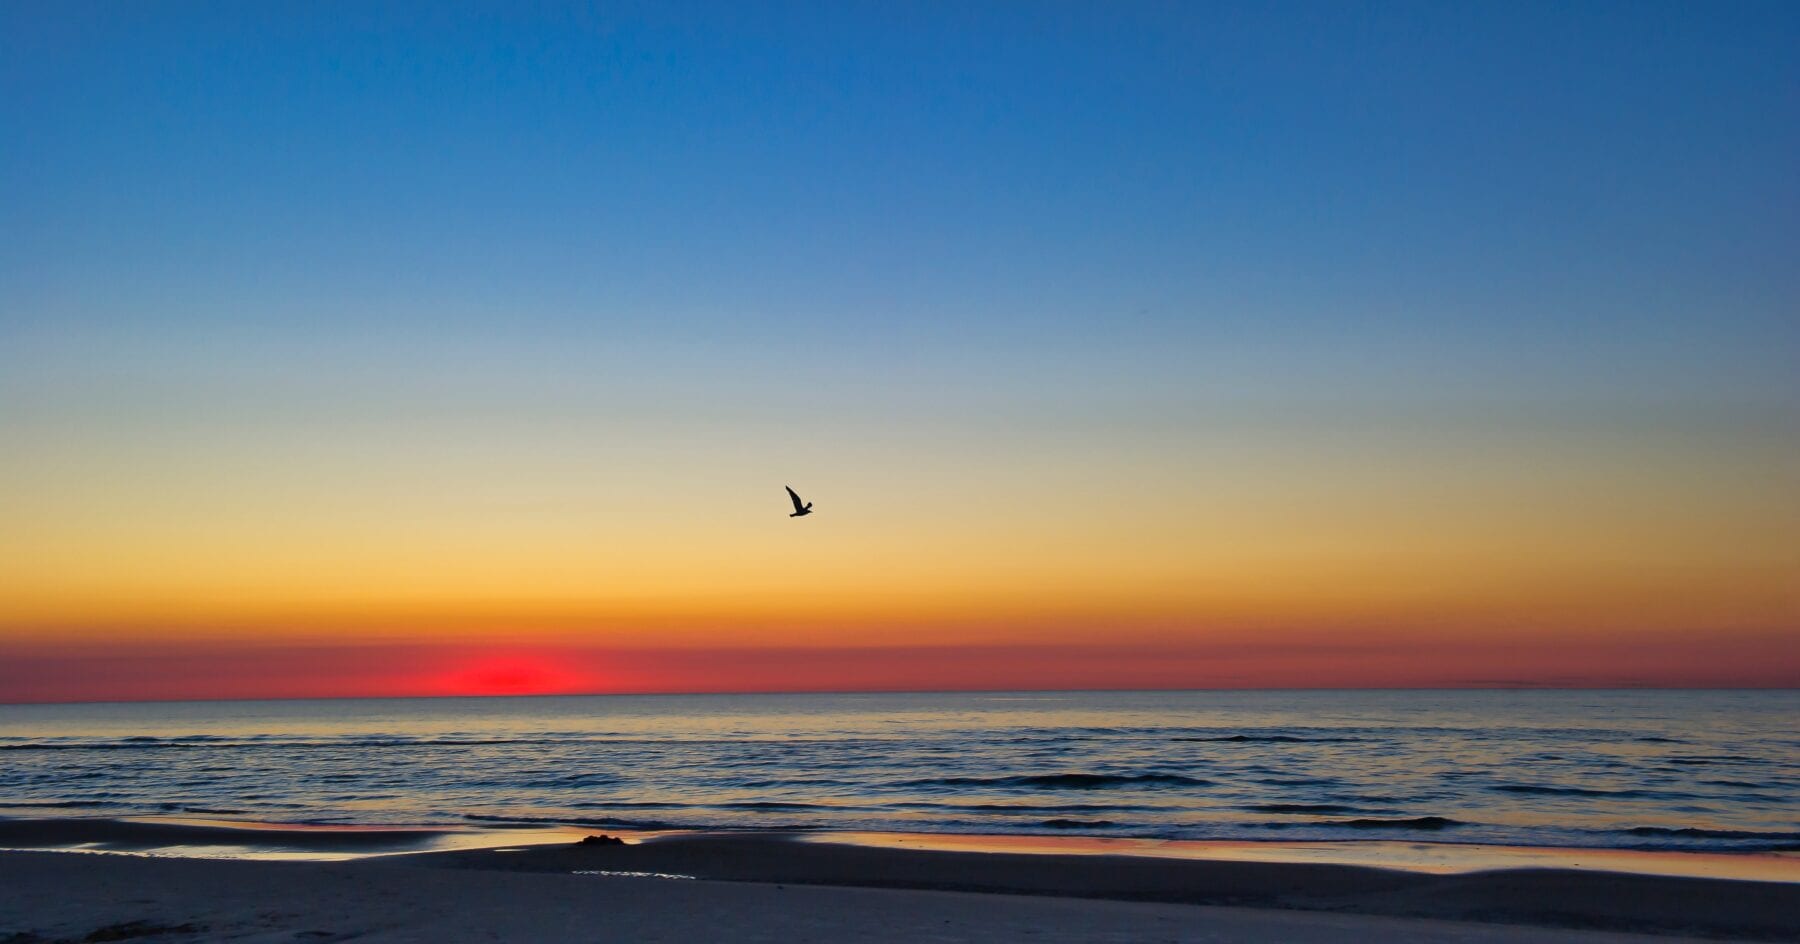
top-left (1, 690), bottom-right (1794, 852)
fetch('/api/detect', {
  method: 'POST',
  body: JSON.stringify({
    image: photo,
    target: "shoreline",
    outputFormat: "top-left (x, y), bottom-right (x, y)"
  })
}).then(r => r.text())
top-left (397, 831), bottom-right (1800, 940)
top-left (2, 817), bottom-right (1797, 940)
top-left (2, 815), bottom-right (1795, 882)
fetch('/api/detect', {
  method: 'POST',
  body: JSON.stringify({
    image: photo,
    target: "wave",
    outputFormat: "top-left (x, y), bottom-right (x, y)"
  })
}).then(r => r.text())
top-left (897, 773), bottom-right (1212, 790)
top-left (729, 778), bottom-right (862, 790)
top-left (1245, 803), bottom-right (1363, 814)
top-left (1039, 819), bottom-right (1118, 829)
top-left (460, 812), bottom-right (825, 832)
top-left (891, 802), bottom-right (1159, 813)
top-left (570, 801), bottom-right (694, 810)
top-left (716, 802), bottom-right (840, 811)
top-left (1489, 784), bottom-right (1657, 798)
top-left (1624, 826), bottom-right (1800, 842)
top-left (463, 775), bottom-right (620, 789)
top-left (1172, 734), bottom-right (1360, 743)
top-left (464, 812), bottom-right (690, 830)
top-left (1320, 816), bottom-right (1465, 831)
top-left (567, 800), bottom-right (856, 813)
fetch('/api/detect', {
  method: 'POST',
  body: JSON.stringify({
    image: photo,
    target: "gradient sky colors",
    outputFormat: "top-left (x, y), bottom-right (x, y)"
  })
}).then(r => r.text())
top-left (2, 3), bottom-right (1797, 702)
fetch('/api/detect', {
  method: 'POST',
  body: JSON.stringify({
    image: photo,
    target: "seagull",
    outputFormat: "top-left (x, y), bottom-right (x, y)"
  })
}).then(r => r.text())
top-left (785, 485), bottom-right (814, 518)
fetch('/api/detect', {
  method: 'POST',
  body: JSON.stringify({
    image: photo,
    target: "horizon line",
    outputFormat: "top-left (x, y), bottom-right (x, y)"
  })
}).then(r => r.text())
top-left (6, 683), bottom-right (1796, 709)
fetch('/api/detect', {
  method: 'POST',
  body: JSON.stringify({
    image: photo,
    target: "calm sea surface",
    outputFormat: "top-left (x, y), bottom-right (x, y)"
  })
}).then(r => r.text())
top-left (1, 691), bottom-right (1794, 852)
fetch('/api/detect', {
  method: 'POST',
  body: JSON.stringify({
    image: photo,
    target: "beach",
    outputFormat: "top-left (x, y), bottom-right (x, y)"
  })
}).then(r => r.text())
top-left (0, 848), bottom-right (1707, 944)
top-left (4, 694), bottom-right (1794, 941)
top-left (3, 823), bottom-right (1798, 943)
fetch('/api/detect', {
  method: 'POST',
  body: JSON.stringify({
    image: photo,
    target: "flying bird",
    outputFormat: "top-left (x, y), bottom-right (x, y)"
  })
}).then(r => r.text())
top-left (785, 486), bottom-right (814, 518)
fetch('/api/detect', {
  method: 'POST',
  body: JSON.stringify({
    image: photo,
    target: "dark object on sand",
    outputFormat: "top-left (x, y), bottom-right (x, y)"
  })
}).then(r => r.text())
top-left (578, 834), bottom-right (625, 847)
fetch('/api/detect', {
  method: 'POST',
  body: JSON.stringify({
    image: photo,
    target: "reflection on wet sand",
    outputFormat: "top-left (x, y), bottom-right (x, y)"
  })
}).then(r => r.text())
top-left (811, 831), bottom-right (1800, 882)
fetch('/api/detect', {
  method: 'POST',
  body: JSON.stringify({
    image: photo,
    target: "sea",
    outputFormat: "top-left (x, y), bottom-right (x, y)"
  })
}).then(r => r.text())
top-left (1, 690), bottom-right (1794, 853)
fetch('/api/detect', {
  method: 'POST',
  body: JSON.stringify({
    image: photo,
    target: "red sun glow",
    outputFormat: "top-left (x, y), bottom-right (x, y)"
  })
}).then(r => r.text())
top-left (439, 653), bottom-right (593, 696)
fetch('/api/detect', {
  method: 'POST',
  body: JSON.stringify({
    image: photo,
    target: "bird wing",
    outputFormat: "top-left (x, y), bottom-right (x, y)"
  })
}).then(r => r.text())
top-left (785, 486), bottom-right (805, 512)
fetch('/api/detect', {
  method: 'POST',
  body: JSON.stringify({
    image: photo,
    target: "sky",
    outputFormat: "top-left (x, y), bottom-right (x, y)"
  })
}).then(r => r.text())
top-left (2, 2), bottom-right (1796, 702)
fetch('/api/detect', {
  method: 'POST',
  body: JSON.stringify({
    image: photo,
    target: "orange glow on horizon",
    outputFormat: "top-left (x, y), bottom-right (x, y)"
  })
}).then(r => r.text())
top-left (2, 405), bottom-right (1793, 702)
top-left (434, 653), bottom-right (603, 697)
top-left (1, 630), bottom-right (1794, 704)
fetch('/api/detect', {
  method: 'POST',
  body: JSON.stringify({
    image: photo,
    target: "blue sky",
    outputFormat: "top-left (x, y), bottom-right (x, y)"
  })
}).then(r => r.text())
top-left (1, 3), bottom-right (1796, 697)
top-left (8, 2), bottom-right (1795, 353)
top-left (6, 1), bottom-right (1796, 457)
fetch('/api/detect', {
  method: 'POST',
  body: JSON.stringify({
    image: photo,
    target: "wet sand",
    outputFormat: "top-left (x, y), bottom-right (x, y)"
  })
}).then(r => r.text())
top-left (812, 831), bottom-right (1800, 883)
top-left (4, 848), bottom-right (1788, 944)
top-left (400, 832), bottom-right (1800, 940)
top-left (2, 820), bottom-right (1798, 942)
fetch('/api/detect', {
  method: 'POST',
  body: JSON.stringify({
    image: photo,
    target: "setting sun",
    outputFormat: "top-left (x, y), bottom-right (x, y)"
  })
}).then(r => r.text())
top-left (438, 653), bottom-right (597, 697)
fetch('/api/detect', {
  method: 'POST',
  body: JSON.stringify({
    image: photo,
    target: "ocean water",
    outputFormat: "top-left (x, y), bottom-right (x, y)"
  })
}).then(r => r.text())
top-left (1, 690), bottom-right (1794, 852)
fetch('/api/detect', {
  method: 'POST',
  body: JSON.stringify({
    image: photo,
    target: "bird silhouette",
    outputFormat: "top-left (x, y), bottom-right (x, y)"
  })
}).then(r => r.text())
top-left (785, 486), bottom-right (814, 518)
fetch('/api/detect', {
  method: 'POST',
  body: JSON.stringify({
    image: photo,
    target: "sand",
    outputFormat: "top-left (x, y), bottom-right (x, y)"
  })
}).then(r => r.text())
top-left (1, 848), bottom-right (1778, 944)
top-left (4, 826), bottom-right (1799, 944)
top-left (404, 833), bottom-right (1800, 940)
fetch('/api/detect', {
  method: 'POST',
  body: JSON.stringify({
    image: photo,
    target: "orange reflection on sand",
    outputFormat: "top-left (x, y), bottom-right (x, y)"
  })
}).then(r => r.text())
top-left (811, 832), bottom-right (1800, 883)
top-left (71, 818), bottom-right (622, 862)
